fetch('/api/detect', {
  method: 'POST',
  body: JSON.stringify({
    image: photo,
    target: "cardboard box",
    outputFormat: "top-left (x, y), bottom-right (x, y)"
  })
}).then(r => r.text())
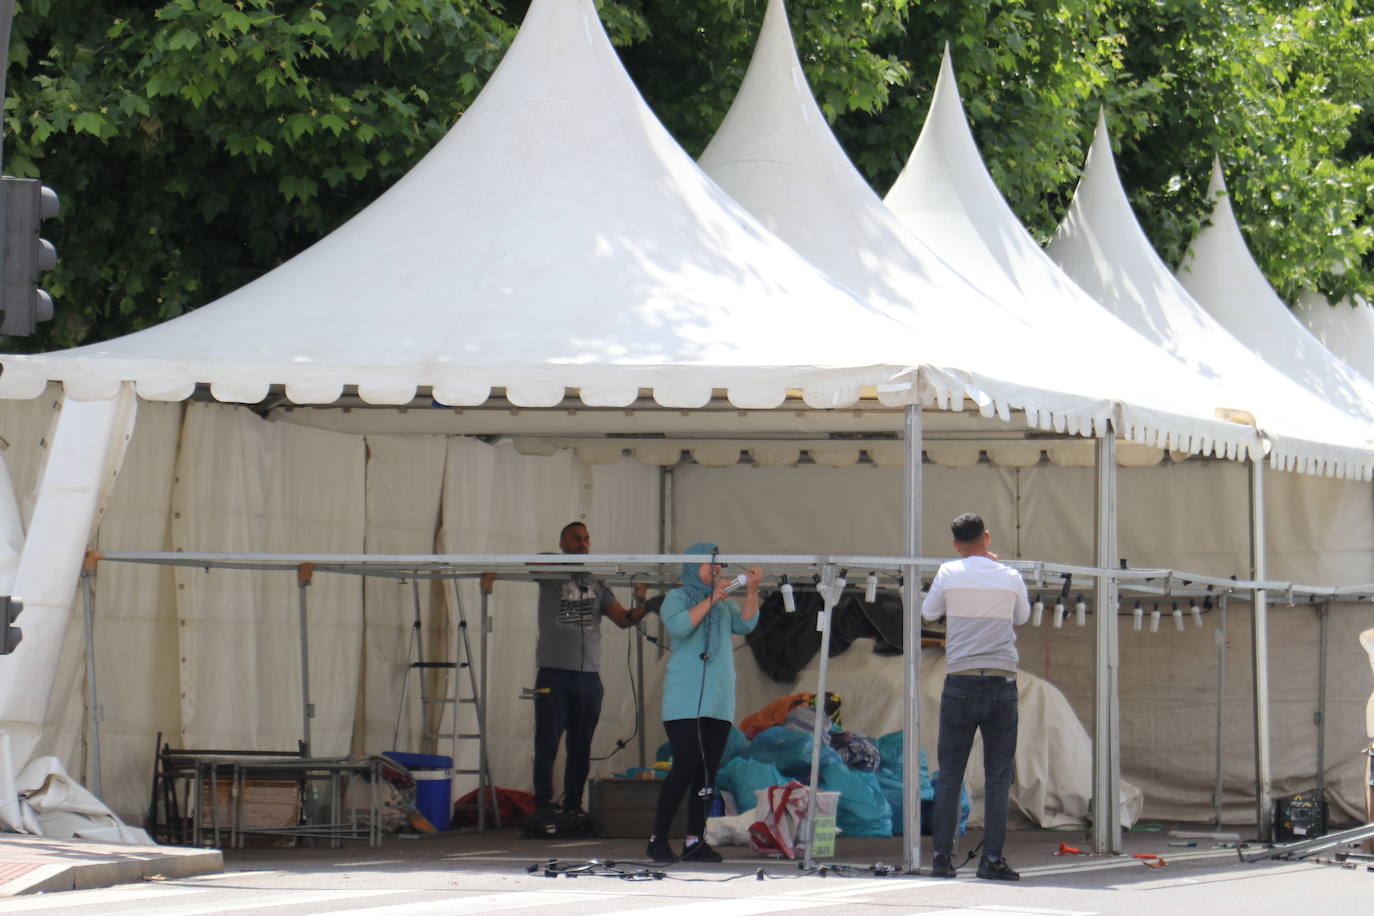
top-left (200, 778), bottom-right (300, 847)
top-left (588, 778), bottom-right (686, 838)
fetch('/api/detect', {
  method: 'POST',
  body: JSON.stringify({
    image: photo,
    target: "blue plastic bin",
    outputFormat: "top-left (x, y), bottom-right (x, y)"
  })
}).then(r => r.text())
top-left (384, 751), bottom-right (454, 831)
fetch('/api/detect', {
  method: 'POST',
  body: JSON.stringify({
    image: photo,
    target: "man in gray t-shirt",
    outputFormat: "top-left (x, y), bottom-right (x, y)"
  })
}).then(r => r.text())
top-left (486, 522), bottom-right (646, 813)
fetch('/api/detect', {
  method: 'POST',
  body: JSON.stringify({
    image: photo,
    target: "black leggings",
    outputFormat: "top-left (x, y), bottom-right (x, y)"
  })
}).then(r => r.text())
top-left (652, 717), bottom-right (732, 839)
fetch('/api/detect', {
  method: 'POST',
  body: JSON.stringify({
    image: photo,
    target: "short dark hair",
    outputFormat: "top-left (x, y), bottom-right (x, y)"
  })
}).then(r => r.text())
top-left (559, 521), bottom-right (588, 539)
top-left (951, 513), bottom-right (985, 543)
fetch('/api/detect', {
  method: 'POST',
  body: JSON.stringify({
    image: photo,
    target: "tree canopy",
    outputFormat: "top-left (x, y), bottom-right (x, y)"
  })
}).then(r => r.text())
top-left (4, 0), bottom-right (1371, 351)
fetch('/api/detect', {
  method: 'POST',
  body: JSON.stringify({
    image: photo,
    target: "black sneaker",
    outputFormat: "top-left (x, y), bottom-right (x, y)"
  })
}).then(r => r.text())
top-left (679, 839), bottom-right (723, 863)
top-left (929, 853), bottom-right (957, 878)
top-left (646, 837), bottom-right (678, 863)
top-left (976, 856), bottom-right (1020, 881)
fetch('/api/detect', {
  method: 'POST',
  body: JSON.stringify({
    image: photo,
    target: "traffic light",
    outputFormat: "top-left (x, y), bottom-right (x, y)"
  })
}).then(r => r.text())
top-left (1, 595), bottom-right (22, 654)
top-left (0, 176), bottom-right (60, 337)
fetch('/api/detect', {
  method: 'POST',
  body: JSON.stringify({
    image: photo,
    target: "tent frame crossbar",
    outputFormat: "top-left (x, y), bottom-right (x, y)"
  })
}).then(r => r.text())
top-left (88, 550), bottom-right (1374, 602)
top-left (80, 548), bottom-right (1367, 855)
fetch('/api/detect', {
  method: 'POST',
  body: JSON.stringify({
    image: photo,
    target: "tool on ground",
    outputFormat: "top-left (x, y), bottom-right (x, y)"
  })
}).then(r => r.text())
top-left (1056, 841), bottom-right (1090, 856)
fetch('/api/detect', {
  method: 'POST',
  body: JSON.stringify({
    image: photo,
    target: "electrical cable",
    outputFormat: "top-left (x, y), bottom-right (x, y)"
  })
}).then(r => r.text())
top-left (590, 595), bottom-right (640, 762)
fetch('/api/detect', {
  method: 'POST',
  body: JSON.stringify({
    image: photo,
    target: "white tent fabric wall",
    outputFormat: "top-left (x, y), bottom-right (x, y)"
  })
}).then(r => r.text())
top-left (360, 434), bottom-right (449, 757)
top-left (583, 457), bottom-right (665, 773)
top-left (171, 404), bottom-right (367, 756)
top-left (0, 390), bottom-right (138, 777)
top-left (34, 402), bottom-right (183, 818)
top-left (1294, 293), bottom-right (1374, 384)
top-left (433, 440), bottom-right (661, 801)
top-left (669, 460), bottom-right (1374, 820)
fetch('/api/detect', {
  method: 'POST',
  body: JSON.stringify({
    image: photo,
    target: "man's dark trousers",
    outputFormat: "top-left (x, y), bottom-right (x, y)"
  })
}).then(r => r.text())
top-left (931, 674), bottom-right (1018, 859)
top-left (532, 667), bottom-right (604, 810)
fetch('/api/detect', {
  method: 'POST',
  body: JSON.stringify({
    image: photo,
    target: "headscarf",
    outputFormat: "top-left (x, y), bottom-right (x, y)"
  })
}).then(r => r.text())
top-left (680, 541), bottom-right (720, 604)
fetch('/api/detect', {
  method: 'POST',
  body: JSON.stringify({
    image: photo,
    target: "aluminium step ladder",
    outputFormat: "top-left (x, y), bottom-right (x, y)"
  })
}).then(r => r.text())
top-left (394, 577), bottom-right (500, 830)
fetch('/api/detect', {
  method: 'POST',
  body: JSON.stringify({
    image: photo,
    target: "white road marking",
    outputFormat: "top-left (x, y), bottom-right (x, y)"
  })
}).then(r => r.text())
top-left (152, 887), bottom-right (401, 916)
top-left (312, 890), bottom-right (622, 916)
top-left (0, 887), bottom-right (205, 912)
top-left (598, 896), bottom-right (836, 916)
top-left (547, 840), bottom-right (604, 848)
top-left (917, 909), bottom-right (1099, 916)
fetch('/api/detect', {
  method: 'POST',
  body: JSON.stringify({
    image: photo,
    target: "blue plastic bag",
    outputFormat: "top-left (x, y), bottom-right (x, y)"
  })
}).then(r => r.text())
top-left (743, 726), bottom-right (840, 780)
top-left (719, 727), bottom-right (749, 766)
top-left (819, 759), bottom-right (893, 837)
top-left (715, 757), bottom-right (784, 813)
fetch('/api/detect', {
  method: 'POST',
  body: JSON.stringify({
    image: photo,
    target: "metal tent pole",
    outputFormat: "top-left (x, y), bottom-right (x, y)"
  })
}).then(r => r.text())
top-left (1213, 594), bottom-right (1228, 826)
top-left (80, 562), bottom-right (103, 798)
top-left (1316, 602), bottom-right (1328, 800)
top-left (801, 564), bottom-right (843, 872)
top-left (1248, 458), bottom-right (1273, 841)
top-left (901, 403), bottom-right (924, 873)
top-left (1091, 431), bottom-right (1121, 853)
top-left (297, 563), bottom-right (315, 757)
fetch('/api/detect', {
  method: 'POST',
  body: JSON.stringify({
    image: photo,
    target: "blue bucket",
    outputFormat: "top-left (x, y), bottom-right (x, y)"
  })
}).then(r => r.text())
top-left (411, 768), bottom-right (453, 831)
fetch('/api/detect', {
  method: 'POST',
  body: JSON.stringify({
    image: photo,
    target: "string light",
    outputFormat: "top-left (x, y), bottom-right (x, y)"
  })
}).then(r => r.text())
top-left (780, 575), bottom-right (796, 613)
top-left (1172, 602), bottom-right (1184, 632)
top-left (1031, 594), bottom-right (1044, 627)
top-left (1150, 603), bottom-right (1161, 633)
top-left (1053, 597), bottom-right (1066, 629)
top-left (1074, 595), bottom-right (1087, 627)
top-left (1133, 600), bottom-right (1143, 632)
top-left (865, 572), bottom-right (878, 603)
top-left (1190, 601), bottom-right (1203, 628)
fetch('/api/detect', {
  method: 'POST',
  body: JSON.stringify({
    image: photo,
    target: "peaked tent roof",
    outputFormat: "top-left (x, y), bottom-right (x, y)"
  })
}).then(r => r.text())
top-left (1293, 292), bottom-right (1374, 384)
top-left (0, 0), bottom-right (927, 412)
top-left (878, 48), bottom-right (1255, 456)
top-left (1176, 161), bottom-right (1374, 420)
top-left (1046, 115), bottom-right (1374, 479)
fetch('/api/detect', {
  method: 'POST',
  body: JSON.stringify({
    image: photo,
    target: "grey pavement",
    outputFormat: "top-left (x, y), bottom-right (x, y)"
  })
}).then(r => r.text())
top-left (4, 822), bottom-right (1371, 913)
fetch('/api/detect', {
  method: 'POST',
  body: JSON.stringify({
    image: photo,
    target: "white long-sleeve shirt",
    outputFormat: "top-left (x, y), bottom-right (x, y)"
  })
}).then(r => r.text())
top-left (921, 555), bottom-right (1031, 673)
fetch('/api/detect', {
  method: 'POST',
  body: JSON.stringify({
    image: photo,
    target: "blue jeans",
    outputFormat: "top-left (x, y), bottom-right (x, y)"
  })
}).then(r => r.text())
top-left (931, 674), bottom-right (1018, 860)
top-left (532, 667), bottom-right (604, 809)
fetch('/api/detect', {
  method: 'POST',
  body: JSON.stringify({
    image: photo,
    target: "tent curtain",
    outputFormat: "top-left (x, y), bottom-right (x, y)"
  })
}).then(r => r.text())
top-left (171, 403), bottom-right (366, 753)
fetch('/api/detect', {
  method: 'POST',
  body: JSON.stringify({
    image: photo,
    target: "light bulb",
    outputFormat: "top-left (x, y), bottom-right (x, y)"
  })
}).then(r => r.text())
top-left (1074, 595), bottom-right (1087, 627)
top-left (1053, 600), bottom-right (1065, 629)
top-left (865, 572), bottom-right (878, 603)
top-left (1132, 601), bottom-right (1143, 632)
top-left (1150, 604), bottom-right (1161, 633)
top-left (1190, 602), bottom-right (1203, 627)
top-left (1031, 596), bottom-right (1044, 627)
top-left (780, 576), bottom-right (796, 613)
top-left (1172, 602), bottom-right (1184, 632)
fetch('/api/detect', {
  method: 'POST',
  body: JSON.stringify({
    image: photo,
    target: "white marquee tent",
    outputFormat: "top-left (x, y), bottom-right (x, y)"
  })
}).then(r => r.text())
top-left (1177, 161), bottom-right (1374, 424)
top-left (0, 0), bottom-right (1371, 865)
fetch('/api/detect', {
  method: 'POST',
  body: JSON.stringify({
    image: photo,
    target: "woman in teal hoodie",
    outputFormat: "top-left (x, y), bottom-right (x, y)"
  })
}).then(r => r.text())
top-left (646, 542), bottom-right (761, 864)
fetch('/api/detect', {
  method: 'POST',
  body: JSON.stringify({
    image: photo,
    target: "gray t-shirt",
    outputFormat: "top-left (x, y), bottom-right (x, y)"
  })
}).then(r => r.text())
top-left (535, 574), bottom-right (616, 672)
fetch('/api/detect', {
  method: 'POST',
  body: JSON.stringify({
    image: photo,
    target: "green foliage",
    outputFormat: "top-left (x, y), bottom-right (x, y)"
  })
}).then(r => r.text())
top-left (5, 0), bottom-right (513, 347)
top-left (4, 0), bottom-right (1371, 351)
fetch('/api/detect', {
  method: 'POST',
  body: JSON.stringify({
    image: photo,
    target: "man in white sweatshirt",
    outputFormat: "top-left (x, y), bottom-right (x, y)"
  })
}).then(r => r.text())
top-left (921, 512), bottom-right (1030, 881)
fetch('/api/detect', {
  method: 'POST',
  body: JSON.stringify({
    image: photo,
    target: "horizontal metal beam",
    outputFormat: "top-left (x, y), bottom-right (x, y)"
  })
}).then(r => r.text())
top-left (89, 550), bottom-right (1374, 600)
